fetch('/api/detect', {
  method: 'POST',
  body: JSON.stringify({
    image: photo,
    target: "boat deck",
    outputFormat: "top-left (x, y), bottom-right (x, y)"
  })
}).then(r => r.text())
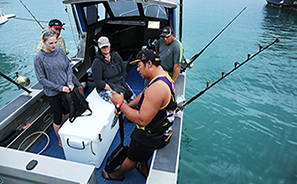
top-left (31, 66), bottom-right (148, 183)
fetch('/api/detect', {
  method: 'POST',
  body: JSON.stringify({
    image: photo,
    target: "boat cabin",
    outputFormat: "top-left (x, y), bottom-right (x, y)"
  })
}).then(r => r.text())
top-left (64, 0), bottom-right (180, 81)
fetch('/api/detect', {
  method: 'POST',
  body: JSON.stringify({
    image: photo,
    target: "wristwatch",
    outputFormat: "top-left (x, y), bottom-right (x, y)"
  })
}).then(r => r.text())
top-left (116, 101), bottom-right (125, 109)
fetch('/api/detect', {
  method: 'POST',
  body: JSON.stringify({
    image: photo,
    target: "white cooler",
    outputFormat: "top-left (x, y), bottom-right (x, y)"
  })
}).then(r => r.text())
top-left (59, 89), bottom-right (119, 168)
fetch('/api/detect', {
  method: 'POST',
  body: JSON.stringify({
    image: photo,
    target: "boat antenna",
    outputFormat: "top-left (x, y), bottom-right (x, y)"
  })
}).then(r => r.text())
top-left (180, 7), bottom-right (247, 73)
top-left (18, 0), bottom-right (44, 29)
top-left (177, 38), bottom-right (280, 112)
top-left (0, 72), bottom-right (32, 93)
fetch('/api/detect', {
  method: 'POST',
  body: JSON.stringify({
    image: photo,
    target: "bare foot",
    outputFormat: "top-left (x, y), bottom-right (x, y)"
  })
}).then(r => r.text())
top-left (101, 170), bottom-right (125, 181)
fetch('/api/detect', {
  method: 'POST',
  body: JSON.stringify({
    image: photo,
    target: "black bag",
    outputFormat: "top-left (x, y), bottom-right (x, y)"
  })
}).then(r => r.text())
top-left (106, 79), bottom-right (133, 101)
top-left (105, 113), bottom-right (128, 172)
top-left (60, 86), bottom-right (92, 122)
top-left (105, 143), bottom-right (128, 173)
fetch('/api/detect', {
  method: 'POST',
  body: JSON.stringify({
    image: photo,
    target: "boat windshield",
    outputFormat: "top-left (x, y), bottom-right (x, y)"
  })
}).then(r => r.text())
top-left (82, 2), bottom-right (168, 26)
top-left (108, 1), bottom-right (168, 19)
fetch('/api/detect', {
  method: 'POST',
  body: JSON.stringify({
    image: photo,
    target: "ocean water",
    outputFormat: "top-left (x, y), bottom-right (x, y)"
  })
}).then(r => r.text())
top-left (0, 0), bottom-right (297, 184)
top-left (179, 0), bottom-right (297, 184)
top-left (0, 0), bottom-right (77, 108)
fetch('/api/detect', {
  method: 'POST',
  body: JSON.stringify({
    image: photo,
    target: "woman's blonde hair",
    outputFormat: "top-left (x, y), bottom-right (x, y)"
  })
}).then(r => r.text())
top-left (42, 29), bottom-right (56, 42)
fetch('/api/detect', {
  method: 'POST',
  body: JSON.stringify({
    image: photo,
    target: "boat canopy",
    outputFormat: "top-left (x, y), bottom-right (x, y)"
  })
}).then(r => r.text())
top-left (62, 0), bottom-right (177, 9)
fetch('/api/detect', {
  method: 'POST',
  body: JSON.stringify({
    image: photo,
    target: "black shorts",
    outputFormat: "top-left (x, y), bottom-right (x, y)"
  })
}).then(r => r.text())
top-left (47, 94), bottom-right (68, 125)
top-left (127, 138), bottom-right (155, 162)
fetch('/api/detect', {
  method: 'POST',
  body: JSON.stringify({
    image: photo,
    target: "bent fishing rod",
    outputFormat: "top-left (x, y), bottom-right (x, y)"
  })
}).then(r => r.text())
top-left (180, 7), bottom-right (247, 73)
top-left (177, 38), bottom-right (280, 113)
top-left (0, 72), bottom-right (32, 93)
top-left (18, 0), bottom-right (44, 29)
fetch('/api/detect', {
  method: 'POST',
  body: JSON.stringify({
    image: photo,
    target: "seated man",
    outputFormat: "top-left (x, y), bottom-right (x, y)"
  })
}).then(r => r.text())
top-left (155, 26), bottom-right (184, 82)
top-left (101, 49), bottom-right (177, 181)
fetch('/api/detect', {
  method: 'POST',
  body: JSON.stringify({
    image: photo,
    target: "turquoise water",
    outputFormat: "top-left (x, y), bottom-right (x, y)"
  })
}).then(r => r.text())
top-left (0, 0), bottom-right (297, 183)
top-left (180, 0), bottom-right (297, 183)
top-left (0, 0), bottom-right (77, 107)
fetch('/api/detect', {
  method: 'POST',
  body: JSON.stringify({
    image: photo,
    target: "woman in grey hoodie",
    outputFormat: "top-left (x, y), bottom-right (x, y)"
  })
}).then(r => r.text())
top-left (34, 30), bottom-right (73, 147)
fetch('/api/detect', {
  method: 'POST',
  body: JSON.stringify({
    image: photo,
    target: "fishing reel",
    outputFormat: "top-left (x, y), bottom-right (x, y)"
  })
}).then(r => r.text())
top-left (176, 94), bottom-right (186, 111)
top-left (16, 72), bottom-right (30, 87)
top-left (184, 59), bottom-right (194, 69)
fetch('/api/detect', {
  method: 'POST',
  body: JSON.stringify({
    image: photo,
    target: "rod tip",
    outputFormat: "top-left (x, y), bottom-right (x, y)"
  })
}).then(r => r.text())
top-left (275, 38), bottom-right (280, 42)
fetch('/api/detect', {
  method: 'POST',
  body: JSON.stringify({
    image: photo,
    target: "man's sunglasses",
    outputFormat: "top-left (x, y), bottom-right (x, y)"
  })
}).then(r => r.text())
top-left (49, 22), bottom-right (63, 26)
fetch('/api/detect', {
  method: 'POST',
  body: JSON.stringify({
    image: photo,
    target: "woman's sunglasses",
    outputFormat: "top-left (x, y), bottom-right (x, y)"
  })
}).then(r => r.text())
top-left (44, 30), bottom-right (56, 36)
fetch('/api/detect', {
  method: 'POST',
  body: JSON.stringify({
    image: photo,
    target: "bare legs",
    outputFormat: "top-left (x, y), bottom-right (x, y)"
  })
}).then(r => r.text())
top-left (53, 123), bottom-right (62, 147)
top-left (53, 114), bottom-right (69, 147)
top-left (136, 162), bottom-right (149, 178)
top-left (102, 158), bottom-right (149, 181)
top-left (78, 86), bottom-right (84, 98)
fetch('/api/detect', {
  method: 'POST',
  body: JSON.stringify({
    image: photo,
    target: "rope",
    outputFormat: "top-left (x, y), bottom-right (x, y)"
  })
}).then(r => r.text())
top-left (17, 131), bottom-right (50, 155)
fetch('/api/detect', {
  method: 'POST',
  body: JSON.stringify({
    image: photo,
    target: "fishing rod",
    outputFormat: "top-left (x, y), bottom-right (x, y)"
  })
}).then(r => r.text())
top-left (18, 0), bottom-right (44, 29)
top-left (14, 17), bottom-right (48, 23)
top-left (0, 72), bottom-right (32, 93)
top-left (180, 7), bottom-right (247, 73)
top-left (177, 38), bottom-right (279, 112)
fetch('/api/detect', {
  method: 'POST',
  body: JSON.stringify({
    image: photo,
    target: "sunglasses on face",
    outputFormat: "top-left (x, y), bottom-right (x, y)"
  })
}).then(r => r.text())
top-left (49, 22), bottom-right (62, 27)
top-left (44, 30), bottom-right (56, 36)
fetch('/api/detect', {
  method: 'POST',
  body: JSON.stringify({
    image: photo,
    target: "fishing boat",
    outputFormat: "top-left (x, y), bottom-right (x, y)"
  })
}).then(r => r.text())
top-left (0, 2), bottom-right (15, 28)
top-left (266, 0), bottom-right (297, 9)
top-left (0, 0), bottom-right (186, 183)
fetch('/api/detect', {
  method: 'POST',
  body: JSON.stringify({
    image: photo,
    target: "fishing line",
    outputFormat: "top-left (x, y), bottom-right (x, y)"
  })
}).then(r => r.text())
top-left (177, 38), bottom-right (280, 112)
top-left (18, 0), bottom-right (44, 29)
top-left (181, 7), bottom-right (247, 73)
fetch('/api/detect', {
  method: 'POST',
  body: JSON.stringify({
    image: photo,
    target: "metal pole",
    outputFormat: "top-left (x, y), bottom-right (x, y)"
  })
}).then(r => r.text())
top-left (179, 0), bottom-right (183, 41)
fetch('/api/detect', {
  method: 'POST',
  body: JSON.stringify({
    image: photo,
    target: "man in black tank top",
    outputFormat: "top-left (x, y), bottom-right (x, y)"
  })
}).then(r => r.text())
top-left (101, 49), bottom-right (177, 181)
